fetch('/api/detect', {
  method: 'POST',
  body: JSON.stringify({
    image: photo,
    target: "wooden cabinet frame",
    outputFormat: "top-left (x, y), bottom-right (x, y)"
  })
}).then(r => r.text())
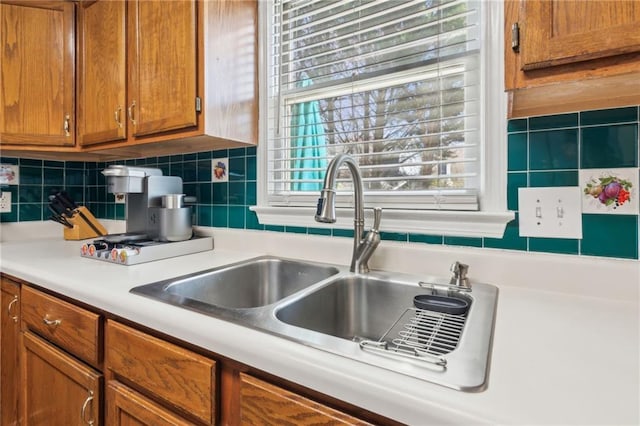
top-left (1, 277), bottom-right (21, 426)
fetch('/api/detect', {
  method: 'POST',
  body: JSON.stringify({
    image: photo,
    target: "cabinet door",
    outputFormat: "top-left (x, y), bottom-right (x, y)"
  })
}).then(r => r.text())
top-left (128, 0), bottom-right (198, 137)
top-left (106, 381), bottom-right (193, 426)
top-left (0, 1), bottom-right (75, 146)
top-left (106, 320), bottom-right (216, 425)
top-left (22, 331), bottom-right (102, 426)
top-left (521, 0), bottom-right (640, 70)
top-left (1, 278), bottom-right (20, 426)
top-left (239, 373), bottom-right (372, 425)
top-left (77, 0), bottom-right (127, 146)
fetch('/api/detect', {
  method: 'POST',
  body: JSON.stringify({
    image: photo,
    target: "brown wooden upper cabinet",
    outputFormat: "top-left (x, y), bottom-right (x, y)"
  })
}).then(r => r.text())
top-left (77, 0), bottom-right (257, 156)
top-left (505, 0), bottom-right (640, 118)
top-left (76, 0), bottom-right (127, 146)
top-left (78, 0), bottom-right (198, 146)
top-left (1, 0), bottom-right (257, 160)
top-left (519, 0), bottom-right (640, 70)
top-left (0, 1), bottom-right (75, 146)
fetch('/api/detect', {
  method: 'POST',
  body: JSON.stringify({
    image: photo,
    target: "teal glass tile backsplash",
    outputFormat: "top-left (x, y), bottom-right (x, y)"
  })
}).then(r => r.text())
top-left (507, 105), bottom-right (639, 259)
top-left (529, 129), bottom-right (579, 170)
top-left (581, 106), bottom-right (638, 126)
top-left (2, 106), bottom-right (638, 260)
top-left (581, 214), bottom-right (638, 259)
top-left (507, 133), bottom-right (527, 171)
top-left (529, 112), bottom-right (578, 130)
top-left (529, 171), bottom-right (578, 187)
top-left (0, 157), bottom-right (83, 222)
top-left (581, 124), bottom-right (638, 168)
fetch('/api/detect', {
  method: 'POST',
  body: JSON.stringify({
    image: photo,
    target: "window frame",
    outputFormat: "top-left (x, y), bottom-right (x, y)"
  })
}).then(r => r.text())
top-left (252, 0), bottom-right (514, 238)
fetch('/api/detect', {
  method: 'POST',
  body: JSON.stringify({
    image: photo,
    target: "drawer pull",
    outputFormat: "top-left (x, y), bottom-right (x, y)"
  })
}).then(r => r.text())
top-left (80, 390), bottom-right (95, 425)
top-left (7, 296), bottom-right (18, 323)
top-left (43, 316), bottom-right (62, 327)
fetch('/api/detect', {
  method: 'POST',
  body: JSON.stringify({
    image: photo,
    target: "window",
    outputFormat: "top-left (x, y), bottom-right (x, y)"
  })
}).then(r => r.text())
top-left (254, 0), bottom-right (513, 237)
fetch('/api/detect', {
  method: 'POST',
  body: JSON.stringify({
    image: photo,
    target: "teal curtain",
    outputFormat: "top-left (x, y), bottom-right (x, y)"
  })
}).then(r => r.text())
top-left (290, 79), bottom-right (327, 191)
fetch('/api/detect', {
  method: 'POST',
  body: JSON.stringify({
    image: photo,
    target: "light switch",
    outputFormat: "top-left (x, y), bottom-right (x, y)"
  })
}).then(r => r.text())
top-left (518, 187), bottom-right (582, 238)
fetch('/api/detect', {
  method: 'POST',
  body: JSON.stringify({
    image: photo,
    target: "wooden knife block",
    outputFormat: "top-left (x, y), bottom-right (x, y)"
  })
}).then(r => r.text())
top-left (63, 206), bottom-right (108, 240)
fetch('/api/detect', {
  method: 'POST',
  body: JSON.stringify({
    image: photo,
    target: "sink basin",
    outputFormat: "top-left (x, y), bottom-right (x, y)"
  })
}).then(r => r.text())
top-left (131, 256), bottom-right (339, 309)
top-left (276, 275), bottom-right (442, 342)
top-left (274, 274), bottom-right (498, 391)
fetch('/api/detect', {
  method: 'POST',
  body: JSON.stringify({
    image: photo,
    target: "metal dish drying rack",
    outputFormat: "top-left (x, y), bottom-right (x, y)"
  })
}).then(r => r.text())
top-left (358, 307), bottom-right (467, 368)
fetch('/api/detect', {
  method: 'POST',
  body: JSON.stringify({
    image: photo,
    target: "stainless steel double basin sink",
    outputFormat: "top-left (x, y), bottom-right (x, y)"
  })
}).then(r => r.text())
top-left (131, 256), bottom-right (498, 392)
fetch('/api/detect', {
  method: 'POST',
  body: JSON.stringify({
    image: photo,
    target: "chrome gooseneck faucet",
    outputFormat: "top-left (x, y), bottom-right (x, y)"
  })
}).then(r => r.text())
top-left (315, 154), bottom-right (382, 273)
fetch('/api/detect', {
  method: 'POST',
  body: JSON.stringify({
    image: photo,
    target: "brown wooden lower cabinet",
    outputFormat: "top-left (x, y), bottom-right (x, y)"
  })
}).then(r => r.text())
top-left (105, 320), bottom-right (217, 425)
top-left (21, 331), bottom-right (102, 425)
top-left (1, 276), bottom-right (21, 426)
top-left (239, 373), bottom-right (373, 426)
top-left (10, 283), bottom-right (397, 426)
top-left (106, 380), bottom-right (194, 426)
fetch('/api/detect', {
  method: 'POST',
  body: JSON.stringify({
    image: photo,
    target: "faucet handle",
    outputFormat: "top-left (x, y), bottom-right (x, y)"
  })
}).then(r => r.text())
top-left (449, 261), bottom-right (471, 290)
top-left (450, 261), bottom-right (468, 275)
top-left (371, 207), bottom-right (382, 232)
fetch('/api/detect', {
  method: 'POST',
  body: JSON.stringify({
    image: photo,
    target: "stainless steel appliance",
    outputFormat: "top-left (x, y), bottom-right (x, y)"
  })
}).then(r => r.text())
top-left (156, 194), bottom-right (195, 242)
top-left (80, 165), bottom-right (213, 265)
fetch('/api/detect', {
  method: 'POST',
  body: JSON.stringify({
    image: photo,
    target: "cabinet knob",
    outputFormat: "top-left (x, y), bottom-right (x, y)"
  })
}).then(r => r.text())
top-left (7, 295), bottom-right (18, 323)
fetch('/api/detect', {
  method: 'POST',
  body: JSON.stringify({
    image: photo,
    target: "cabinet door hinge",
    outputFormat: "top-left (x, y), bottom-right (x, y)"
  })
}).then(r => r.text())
top-left (195, 96), bottom-right (202, 113)
top-left (511, 23), bottom-right (520, 53)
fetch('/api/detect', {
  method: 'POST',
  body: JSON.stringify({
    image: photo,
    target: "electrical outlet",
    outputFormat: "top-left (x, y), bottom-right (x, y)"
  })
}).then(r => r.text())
top-left (0, 191), bottom-right (11, 213)
top-left (518, 187), bottom-right (583, 239)
top-left (115, 193), bottom-right (126, 204)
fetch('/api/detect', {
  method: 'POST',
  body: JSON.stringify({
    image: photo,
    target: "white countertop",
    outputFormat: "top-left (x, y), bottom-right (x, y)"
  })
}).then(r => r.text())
top-left (1, 222), bottom-right (638, 425)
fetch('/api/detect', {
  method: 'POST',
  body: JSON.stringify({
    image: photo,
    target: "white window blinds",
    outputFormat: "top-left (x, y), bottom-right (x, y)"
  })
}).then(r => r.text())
top-left (267, 0), bottom-right (481, 211)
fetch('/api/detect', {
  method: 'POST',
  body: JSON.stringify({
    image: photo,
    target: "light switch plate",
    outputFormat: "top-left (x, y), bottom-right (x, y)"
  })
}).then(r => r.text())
top-left (0, 191), bottom-right (11, 213)
top-left (518, 187), bottom-right (582, 238)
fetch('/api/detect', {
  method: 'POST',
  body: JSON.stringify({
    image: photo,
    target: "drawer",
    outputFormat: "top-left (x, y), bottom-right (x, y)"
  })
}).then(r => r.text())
top-left (21, 286), bottom-right (101, 367)
top-left (105, 320), bottom-right (216, 425)
top-left (239, 373), bottom-right (372, 425)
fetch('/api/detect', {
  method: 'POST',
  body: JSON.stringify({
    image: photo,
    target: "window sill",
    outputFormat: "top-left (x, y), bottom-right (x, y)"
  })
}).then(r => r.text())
top-left (251, 206), bottom-right (515, 238)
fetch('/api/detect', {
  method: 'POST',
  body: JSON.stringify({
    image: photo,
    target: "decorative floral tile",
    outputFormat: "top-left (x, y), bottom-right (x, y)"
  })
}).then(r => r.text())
top-left (580, 168), bottom-right (638, 214)
top-left (0, 164), bottom-right (19, 185)
top-left (212, 158), bottom-right (229, 182)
